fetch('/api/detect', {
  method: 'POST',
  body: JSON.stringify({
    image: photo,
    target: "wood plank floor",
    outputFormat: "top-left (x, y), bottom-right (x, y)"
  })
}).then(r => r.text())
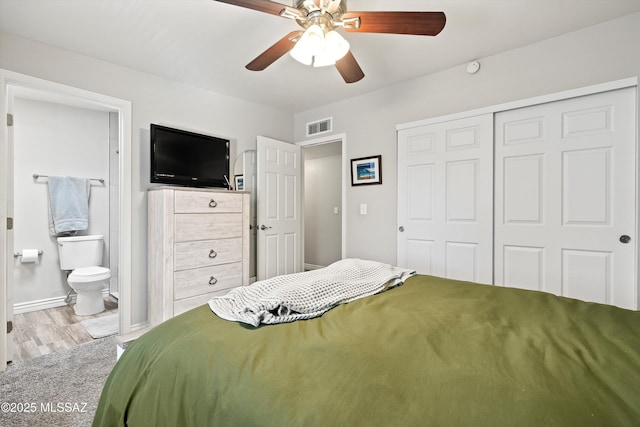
top-left (11, 297), bottom-right (118, 362)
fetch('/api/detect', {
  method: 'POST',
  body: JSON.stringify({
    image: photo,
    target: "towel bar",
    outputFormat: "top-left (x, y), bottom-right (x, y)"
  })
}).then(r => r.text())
top-left (33, 173), bottom-right (104, 184)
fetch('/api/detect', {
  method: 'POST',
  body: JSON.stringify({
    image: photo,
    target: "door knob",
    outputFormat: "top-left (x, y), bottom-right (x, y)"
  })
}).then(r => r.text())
top-left (260, 225), bottom-right (272, 230)
top-left (619, 235), bottom-right (631, 244)
top-left (398, 226), bottom-right (405, 232)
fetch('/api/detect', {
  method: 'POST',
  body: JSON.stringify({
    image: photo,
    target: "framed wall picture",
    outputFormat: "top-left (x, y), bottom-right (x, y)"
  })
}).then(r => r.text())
top-left (351, 155), bottom-right (382, 186)
top-left (234, 175), bottom-right (244, 191)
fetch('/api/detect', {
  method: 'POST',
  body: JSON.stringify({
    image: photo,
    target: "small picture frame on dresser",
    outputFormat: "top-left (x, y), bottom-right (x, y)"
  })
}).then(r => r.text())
top-left (234, 175), bottom-right (244, 191)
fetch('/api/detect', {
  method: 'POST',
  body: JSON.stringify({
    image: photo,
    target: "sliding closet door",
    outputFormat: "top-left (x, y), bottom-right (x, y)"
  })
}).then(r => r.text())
top-left (397, 114), bottom-right (493, 284)
top-left (494, 87), bottom-right (637, 309)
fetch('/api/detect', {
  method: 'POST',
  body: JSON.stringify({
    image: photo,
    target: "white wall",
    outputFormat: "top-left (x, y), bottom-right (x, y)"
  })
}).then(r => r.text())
top-left (293, 12), bottom-right (640, 265)
top-left (304, 153), bottom-right (341, 268)
top-left (1, 32), bottom-right (294, 327)
top-left (13, 97), bottom-right (110, 305)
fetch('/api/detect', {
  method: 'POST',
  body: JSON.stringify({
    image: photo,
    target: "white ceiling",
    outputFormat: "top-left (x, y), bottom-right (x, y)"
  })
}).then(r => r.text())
top-left (2, 0), bottom-right (640, 113)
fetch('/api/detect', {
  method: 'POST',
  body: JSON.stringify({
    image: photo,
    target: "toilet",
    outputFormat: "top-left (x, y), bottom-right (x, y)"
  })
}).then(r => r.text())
top-left (57, 235), bottom-right (111, 316)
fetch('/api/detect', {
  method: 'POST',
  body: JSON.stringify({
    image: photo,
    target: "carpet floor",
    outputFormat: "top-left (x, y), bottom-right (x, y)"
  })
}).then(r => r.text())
top-left (0, 336), bottom-right (117, 427)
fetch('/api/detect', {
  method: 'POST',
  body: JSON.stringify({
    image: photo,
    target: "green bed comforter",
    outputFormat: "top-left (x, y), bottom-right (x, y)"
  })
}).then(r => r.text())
top-left (93, 275), bottom-right (640, 426)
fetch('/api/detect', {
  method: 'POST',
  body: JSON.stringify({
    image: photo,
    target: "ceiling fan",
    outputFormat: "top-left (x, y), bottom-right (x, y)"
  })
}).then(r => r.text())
top-left (213, 0), bottom-right (446, 83)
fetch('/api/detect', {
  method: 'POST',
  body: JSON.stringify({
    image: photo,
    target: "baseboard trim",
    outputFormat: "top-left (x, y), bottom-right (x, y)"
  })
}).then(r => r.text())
top-left (13, 296), bottom-right (72, 314)
top-left (304, 263), bottom-right (325, 271)
top-left (13, 289), bottom-right (110, 314)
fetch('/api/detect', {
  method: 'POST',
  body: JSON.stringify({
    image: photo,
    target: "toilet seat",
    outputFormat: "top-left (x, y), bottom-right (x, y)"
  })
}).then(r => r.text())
top-left (69, 266), bottom-right (111, 283)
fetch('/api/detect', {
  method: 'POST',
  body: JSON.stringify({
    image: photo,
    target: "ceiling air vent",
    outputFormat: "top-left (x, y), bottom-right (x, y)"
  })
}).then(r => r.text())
top-left (306, 117), bottom-right (332, 137)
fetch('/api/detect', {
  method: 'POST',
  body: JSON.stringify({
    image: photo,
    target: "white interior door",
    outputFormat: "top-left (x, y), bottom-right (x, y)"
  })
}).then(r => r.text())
top-left (397, 114), bottom-right (494, 284)
top-left (6, 105), bottom-right (14, 364)
top-left (256, 136), bottom-right (303, 280)
top-left (494, 87), bottom-right (637, 309)
top-left (1, 86), bottom-right (15, 370)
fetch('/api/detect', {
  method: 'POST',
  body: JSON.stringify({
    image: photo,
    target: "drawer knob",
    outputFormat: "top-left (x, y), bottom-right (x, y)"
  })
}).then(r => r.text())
top-left (209, 276), bottom-right (218, 286)
top-left (209, 199), bottom-right (217, 208)
top-left (209, 249), bottom-right (217, 258)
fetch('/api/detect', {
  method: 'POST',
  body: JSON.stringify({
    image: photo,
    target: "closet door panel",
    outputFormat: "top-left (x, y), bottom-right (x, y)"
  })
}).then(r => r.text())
top-left (445, 241), bottom-right (478, 282)
top-left (562, 249), bottom-right (611, 303)
top-left (406, 239), bottom-right (434, 275)
top-left (408, 164), bottom-right (434, 221)
top-left (398, 114), bottom-right (493, 283)
top-left (502, 245), bottom-right (545, 291)
top-left (446, 160), bottom-right (478, 222)
top-left (495, 87), bottom-right (636, 309)
top-left (562, 148), bottom-right (610, 225)
top-left (502, 154), bottom-right (544, 224)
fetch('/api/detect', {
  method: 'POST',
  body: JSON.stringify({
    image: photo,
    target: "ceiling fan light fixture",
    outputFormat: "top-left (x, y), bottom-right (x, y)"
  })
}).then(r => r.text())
top-left (290, 24), bottom-right (324, 65)
top-left (290, 26), bottom-right (350, 68)
top-left (324, 30), bottom-right (349, 60)
top-left (289, 46), bottom-right (313, 66)
top-left (311, 50), bottom-right (336, 68)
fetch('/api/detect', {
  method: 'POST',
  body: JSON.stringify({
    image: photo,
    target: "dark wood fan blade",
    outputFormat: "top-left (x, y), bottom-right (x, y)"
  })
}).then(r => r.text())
top-left (335, 50), bottom-right (364, 83)
top-left (213, 0), bottom-right (288, 16)
top-left (342, 11), bottom-right (446, 36)
top-left (246, 31), bottom-right (302, 71)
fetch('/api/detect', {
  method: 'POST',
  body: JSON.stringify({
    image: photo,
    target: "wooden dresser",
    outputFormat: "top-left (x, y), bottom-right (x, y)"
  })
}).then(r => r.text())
top-left (148, 186), bottom-right (250, 326)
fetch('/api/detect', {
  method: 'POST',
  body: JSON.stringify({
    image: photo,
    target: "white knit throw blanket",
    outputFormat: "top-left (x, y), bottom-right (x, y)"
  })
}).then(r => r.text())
top-left (208, 259), bottom-right (415, 327)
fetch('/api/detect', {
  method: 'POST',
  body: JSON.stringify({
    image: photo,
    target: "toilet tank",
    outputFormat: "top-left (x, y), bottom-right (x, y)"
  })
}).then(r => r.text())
top-left (57, 235), bottom-right (104, 270)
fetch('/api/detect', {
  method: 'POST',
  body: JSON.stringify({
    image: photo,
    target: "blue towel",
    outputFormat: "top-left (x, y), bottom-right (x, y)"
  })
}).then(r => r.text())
top-left (47, 176), bottom-right (91, 235)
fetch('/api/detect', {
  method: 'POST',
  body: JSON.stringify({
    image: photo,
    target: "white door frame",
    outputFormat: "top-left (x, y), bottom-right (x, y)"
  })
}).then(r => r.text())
top-left (296, 133), bottom-right (347, 261)
top-left (0, 70), bottom-right (132, 370)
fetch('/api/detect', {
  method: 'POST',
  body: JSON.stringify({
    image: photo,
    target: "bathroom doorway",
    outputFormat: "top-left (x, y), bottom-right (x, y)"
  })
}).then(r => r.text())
top-left (1, 71), bottom-right (132, 365)
top-left (11, 89), bottom-right (118, 360)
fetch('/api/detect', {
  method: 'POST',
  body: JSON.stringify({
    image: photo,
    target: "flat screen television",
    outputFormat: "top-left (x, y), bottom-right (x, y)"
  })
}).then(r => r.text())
top-left (150, 124), bottom-right (230, 188)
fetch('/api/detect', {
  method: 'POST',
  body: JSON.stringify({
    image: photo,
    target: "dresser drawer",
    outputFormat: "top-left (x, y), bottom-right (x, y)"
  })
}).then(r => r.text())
top-left (173, 288), bottom-right (236, 317)
top-left (175, 213), bottom-right (243, 242)
top-left (174, 190), bottom-right (243, 214)
top-left (174, 262), bottom-right (243, 300)
top-left (174, 238), bottom-right (242, 271)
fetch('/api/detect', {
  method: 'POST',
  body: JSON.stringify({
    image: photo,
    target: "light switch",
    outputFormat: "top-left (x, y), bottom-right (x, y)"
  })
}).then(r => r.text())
top-left (360, 203), bottom-right (367, 215)
top-left (333, 206), bottom-right (339, 215)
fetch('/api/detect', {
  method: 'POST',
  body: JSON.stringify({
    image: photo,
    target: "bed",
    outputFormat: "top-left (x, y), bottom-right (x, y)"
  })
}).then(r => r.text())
top-left (93, 265), bottom-right (640, 426)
